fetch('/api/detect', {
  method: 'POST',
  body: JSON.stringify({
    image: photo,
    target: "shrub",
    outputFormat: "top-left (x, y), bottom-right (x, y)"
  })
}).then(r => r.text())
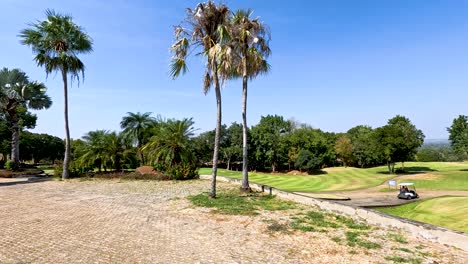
top-left (5, 160), bottom-right (19, 171)
top-left (93, 172), bottom-right (171, 181)
top-left (164, 162), bottom-right (199, 180)
top-left (53, 162), bottom-right (93, 178)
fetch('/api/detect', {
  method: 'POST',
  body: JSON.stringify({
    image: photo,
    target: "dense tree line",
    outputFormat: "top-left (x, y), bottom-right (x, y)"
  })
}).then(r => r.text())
top-left (0, 114), bottom-right (64, 167)
top-left (194, 114), bottom-right (427, 174)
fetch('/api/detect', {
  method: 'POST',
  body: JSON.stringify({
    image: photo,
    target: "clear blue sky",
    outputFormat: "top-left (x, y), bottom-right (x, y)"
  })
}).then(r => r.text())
top-left (1, 0), bottom-right (467, 139)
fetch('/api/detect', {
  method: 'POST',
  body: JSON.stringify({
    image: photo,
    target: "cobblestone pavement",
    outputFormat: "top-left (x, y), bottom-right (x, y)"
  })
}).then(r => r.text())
top-left (0, 178), bottom-right (466, 264)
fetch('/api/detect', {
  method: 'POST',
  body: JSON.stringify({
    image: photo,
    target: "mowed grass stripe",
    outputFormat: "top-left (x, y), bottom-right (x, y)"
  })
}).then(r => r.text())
top-left (200, 166), bottom-right (394, 192)
top-left (376, 196), bottom-right (468, 233)
top-left (200, 162), bottom-right (468, 192)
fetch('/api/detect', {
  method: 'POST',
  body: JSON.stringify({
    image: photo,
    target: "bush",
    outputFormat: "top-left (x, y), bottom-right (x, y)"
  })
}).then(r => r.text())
top-left (164, 162), bottom-right (199, 180)
top-left (94, 172), bottom-right (171, 181)
top-left (53, 162), bottom-right (93, 178)
top-left (5, 160), bottom-right (19, 171)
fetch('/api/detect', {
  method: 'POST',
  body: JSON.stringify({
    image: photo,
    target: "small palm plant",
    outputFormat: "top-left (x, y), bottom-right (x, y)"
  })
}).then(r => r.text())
top-left (19, 9), bottom-right (93, 179)
top-left (0, 68), bottom-right (52, 169)
top-left (144, 118), bottom-right (196, 167)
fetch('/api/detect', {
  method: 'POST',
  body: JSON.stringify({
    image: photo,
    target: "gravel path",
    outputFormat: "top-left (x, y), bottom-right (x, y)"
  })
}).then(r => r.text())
top-left (0, 178), bottom-right (466, 263)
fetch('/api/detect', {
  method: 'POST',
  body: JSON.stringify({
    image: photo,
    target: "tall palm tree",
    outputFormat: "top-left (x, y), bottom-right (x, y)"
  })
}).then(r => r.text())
top-left (170, 1), bottom-right (231, 198)
top-left (0, 68), bottom-right (52, 169)
top-left (120, 112), bottom-right (156, 166)
top-left (19, 9), bottom-right (93, 179)
top-left (144, 118), bottom-right (196, 167)
top-left (229, 10), bottom-right (271, 191)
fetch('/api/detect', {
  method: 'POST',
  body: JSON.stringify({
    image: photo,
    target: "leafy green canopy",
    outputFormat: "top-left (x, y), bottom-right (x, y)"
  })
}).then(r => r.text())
top-left (447, 115), bottom-right (468, 158)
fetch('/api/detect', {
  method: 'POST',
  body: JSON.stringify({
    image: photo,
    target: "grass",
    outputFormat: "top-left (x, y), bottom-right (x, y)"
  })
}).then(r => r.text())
top-left (200, 166), bottom-right (394, 192)
top-left (384, 255), bottom-right (422, 264)
top-left (345, 231), bottom-right (381, 249)
top-left (188, 190), bottom-right (297, 215)
top-left (376, 196), bottom-right (468, 233)
top-left (387, 233), bottom-right (408, 244)
top-left (200, 162), bottom-right (468, 192)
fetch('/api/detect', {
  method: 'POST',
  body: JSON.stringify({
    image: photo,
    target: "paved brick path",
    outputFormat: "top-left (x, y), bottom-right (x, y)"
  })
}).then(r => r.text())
top-left (0, 178), bottom-right (466, 263)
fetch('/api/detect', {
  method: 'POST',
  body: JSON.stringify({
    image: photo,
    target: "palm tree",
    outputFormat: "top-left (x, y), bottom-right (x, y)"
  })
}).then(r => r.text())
top-left (144, 118), bottom-right (196, 167)
top-left (229, 10), bottom-right (271, 191)
top-left (170, 1), bottom-right (231, 198)
top-left (120, 112), bottom-right (156, 166)
top-left (0, 68), bottom-right (52, 169)
top-left (79, 130), bottom-right (131, 172)
top-left (79, 130), bottom-right (108, 172)
top-left (19, 9), bottom-right (93, 179)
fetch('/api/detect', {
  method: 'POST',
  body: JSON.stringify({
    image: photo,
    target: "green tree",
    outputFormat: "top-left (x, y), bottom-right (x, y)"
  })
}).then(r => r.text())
top-left (447, 115), bottom-right (468, 159)
top-left (347, 125), bottom-right (380, 167)
top-left (251, 115), bottom-right (291, 172)
top-left (170, 1), bottom-right (231, 197)
top-left (120, 112), bottom-right (157, 166)
top-left (227, 9), bottom-right (271, 191)
top-left (0, 68), bottom-right (52, 169)
top-left (79, 130), bottom-right (132, 172)
top-left (20, 9), bottom-right (93, 179)
top-left (19, 131), bottom-right (64, 163)
top-left (294, 149), bottom-right (322, 172)
top-left (222, 122), bottom-right (243, 170)
top-left (374, 115), bottom-right (425, 173)
top-left (284, 125), bottom-right (329, 170)
top-left (79, 130), bottom-right (109, 172)
top-left (144, 118), bottom-right (197, 167)
top-left (334, 135), bottom-right (353, 167)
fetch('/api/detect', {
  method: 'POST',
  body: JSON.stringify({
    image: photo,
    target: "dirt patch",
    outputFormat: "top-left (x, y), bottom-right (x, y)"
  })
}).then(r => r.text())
top-left (0, 169), bottom-right (44, 178)
top-left (135, 165), bottom-right (158, 175)
top-left (287, 170), bottom-right (308, 176)
top-left (398, 173), bottom-right (439, 181)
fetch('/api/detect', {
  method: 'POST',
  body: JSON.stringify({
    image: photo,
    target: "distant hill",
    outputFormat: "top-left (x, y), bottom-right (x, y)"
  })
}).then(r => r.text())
top-left (424, 139), bottom-right (450, 146)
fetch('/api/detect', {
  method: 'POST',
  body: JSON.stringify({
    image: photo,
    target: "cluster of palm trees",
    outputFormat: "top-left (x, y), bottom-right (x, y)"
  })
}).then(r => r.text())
top-left (170, 1), bottom-right (271, 197)
top-left (11, 2), bottom-right (271, 195)
top-left (72, 112), bottom-right (198, 178)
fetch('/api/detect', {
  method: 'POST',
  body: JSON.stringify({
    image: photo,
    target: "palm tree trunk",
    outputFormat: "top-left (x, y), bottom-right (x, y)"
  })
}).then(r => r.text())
top-left (241, 57), bottom-right (250, 192)
top-left (137, 138), bottom-right (145, 165)
top-left (210, 63), bottom-right (222, 198)
top-left (62, 68), bottom-right (71, 179)
top-left (9, 109), bottom-right (20, 170)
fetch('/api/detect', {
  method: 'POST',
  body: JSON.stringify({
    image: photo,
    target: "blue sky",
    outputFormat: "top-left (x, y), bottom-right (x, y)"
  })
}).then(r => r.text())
top-left (1, 0), bottom-right (467, 139)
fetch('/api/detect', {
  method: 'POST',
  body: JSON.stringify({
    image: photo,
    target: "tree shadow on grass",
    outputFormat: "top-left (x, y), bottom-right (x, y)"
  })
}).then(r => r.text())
top-left (377, 166), bottom-right (437, 175)
top-left (308, 170), bottom-right (328, 176)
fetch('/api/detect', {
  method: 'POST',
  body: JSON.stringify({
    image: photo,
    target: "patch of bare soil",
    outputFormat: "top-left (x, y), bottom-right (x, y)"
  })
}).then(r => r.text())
top-left (398, 173), bottom-right (439, 181)
top-left (287, 170), bottom-right (308, 176)
top-left (0, 168), bottom-right (44, 178)
top-left (135, 165), bottom-right (158, 175)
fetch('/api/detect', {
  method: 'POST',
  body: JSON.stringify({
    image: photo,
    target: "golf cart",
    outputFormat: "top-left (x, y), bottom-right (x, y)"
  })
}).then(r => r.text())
top-left (397, 183), bottom-right (419, 200)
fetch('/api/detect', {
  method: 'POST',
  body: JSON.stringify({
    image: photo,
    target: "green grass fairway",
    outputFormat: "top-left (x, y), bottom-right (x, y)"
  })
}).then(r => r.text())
top-left (200, 162), bottom-right (468, 192)
top-left (396, 162), bottom-right (468, 191)
top-left (376, 196), bottom-right (468, 233)
top-left (200, 166), bottom-right (394, 192)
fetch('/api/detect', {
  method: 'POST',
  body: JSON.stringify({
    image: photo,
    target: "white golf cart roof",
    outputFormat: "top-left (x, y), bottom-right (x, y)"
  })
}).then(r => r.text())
top-left (398, 182), bottom-right (414, 186)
